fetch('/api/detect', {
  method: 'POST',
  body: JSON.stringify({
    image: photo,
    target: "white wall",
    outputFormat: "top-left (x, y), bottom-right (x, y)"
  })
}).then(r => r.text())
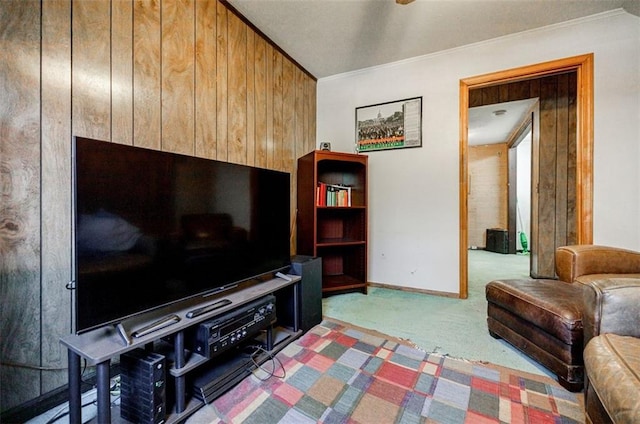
top-left (316, 10), bottom-right (640, 295)
top-left (516, 133), bottom-right (531, 251)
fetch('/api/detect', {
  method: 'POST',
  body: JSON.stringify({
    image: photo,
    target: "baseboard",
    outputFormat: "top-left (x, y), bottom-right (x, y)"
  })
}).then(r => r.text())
top-left (368, 281), bottom-right (459, 298)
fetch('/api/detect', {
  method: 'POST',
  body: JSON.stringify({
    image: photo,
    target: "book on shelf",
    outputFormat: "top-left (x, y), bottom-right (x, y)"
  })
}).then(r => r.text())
top-left (316, 182), bottom-right (352, 207)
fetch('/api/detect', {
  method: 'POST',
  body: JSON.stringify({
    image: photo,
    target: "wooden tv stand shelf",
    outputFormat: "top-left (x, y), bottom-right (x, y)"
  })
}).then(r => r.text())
top-left (60, 275), bottom-right (302, 424)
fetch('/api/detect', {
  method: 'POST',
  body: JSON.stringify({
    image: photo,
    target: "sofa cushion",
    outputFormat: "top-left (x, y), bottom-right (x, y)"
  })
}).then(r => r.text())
top-left (582, 277), bottom-right (640, 345)
top-left (576, 273), bottom-right (640, 285)
top-left (486, 279), bottom-right (583, 344)
top-left (584, 334), bottom-right (640, 424)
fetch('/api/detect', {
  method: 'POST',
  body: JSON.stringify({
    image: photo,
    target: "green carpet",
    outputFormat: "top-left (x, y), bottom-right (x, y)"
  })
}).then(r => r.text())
top-left (188, 319), bottom-right (584, 423)
top-left (321, 250), bottom-right (548, 376)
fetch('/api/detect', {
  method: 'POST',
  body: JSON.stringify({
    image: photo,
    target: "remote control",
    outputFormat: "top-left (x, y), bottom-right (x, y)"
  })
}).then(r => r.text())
top-left (186, 299), bottom-right (232, 318)
top-left (275, 271), bottom-right (293, 281)
top-left (131, 314), bottom-right (181, 338)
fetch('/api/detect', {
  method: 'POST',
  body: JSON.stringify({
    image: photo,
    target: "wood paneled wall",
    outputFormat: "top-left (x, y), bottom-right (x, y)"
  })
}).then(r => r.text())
top-left (469, 72), bottom-right (577, 277)
top-left (1, 0), bottom-right (316, 411)
top-left (468, 144), bottom-right (509, 248)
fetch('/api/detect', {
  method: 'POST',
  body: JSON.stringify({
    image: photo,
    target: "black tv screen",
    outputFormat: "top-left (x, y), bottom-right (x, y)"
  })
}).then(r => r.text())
top-left (73, 137), bottom-right (291, 333)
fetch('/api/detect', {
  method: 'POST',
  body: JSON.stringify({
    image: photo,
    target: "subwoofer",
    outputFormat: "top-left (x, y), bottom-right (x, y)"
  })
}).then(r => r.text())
top-left (290, 255), bottom-right (322, 332)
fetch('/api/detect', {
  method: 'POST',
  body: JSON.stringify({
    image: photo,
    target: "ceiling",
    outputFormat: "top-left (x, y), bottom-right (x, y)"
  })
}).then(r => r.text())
top-left (225, 0), bottom-right (639, 145)
top-left (469, 99), bottom-right (537, 146)
top-left (226, 0), bottom-right (639, 79)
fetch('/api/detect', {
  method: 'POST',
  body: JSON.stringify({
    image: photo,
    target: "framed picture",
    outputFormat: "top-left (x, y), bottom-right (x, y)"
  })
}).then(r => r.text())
top-left (356, 97), bottom-right (422, 152)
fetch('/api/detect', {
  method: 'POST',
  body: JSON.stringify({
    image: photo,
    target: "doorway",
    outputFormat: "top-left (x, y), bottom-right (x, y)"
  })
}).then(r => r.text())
top-left (458, 54), bottom-right (594, 299)
top-left (467, 98), bottom-right (537, 254)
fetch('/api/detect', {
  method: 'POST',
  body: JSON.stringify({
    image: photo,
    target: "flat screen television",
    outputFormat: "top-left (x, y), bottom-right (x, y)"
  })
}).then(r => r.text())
top-left (73, 137), bottom-right (291, 334)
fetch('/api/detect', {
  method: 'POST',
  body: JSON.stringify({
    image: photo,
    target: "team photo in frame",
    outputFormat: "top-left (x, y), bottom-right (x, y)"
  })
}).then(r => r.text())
top-left (355, 97), bottom-right (422, 152)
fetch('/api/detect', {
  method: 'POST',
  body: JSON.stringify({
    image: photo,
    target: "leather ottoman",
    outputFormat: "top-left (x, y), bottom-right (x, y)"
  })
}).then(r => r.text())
top-left (486, 279), bottom-right (584, 391)
top-left (584, 334), bottom-right (640, 424)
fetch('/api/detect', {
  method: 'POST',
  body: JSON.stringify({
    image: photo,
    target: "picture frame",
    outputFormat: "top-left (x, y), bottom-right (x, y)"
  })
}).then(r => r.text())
top-left (355, 97), bottom-right (422, 152)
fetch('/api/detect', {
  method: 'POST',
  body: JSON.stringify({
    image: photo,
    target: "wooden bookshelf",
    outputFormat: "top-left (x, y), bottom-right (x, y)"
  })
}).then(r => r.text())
top-left (297, 150), bottom-right (368, 294)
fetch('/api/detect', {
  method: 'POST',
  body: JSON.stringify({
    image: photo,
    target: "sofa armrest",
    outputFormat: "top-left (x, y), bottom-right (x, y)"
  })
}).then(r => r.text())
top-left (583, 277), bottom-right (640, 347)
top-left (555, 245), bottom-right (640, 283)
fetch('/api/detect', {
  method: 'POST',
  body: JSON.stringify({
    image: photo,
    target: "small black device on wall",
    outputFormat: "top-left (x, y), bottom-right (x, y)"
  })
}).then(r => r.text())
top-left (290, 256), bottom-right (323, 332)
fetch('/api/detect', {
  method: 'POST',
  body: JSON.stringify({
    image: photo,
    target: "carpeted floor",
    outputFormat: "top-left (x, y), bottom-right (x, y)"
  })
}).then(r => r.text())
top-left (322, 250), bottom-right (549, 376)
top-left (187, 319), bottom-right (584, 424)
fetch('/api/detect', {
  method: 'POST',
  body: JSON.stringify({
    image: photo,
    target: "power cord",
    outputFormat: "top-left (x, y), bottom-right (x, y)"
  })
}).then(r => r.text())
top-left (246, 344), bottom-right (286, 381)
top-left (43, 374), bottom-right (121, 424)
top-left (0, 361), bottom-right (69, 371)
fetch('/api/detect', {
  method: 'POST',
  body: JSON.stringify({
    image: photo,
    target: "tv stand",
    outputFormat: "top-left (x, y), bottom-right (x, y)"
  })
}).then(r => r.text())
top-left (60, 275), bottom-right (302, 424)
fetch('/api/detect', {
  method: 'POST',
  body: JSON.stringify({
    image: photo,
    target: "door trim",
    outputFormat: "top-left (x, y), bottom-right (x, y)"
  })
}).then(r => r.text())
top-left (458, 54), bottom-right (594, 299)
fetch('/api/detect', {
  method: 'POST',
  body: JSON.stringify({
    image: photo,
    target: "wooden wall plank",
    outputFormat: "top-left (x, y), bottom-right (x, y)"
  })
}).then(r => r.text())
top-left (536, 75), bottom-right (558, 277)
top-left (246, 28), bottom-right (256, 166)
top-left (254, 36), bottom-right (268, 168)
top-left (72, 0), bottom-right (111, 141)
top-left (304, 75), bottom-right (312, 153)
top-left (271, 50), bottom-right (283, 170)
top-left (498, 84), bottom-right (509, 103)
top-left (555, 73), bottom-right (569, 248)
top-left (566, 72), bottom-right (578, 244)
top-left (0, 0), bottom-right (42, 411)
top-left (265, 43), bottom-right (274, 168)
top-left (306, 76), bottom-right (317, 153)
top-left (282, 59), bottom-right (295, 172)
top-left (195, 0), bottom-right (217, 159)
top-left (227, 11), bottom-right (247, 164)
top-left (468, 89), bottom-right (483, 108)
top-left (529, 77), bottom-right (541, 276)
top-left (216, 1), bottom-right (228, 160)
top-left (41, 0), bottom-right (72, 394)
top-left (529, 78), bottom-right (541, 99)
top-left (294, 67), bottom-right (305, 160)
top-left (133, 0), bottom-right (161, 150)
top-left (162, 0), bottom-right (195, 154)
top-left (112, 0), bottom-right (134, 144)
top-left (507, 80), bottom-right (531, 101)
top-left (530, 100), bottom-right (541, 278)
top-left (481, 86), bottom-right (501, 105)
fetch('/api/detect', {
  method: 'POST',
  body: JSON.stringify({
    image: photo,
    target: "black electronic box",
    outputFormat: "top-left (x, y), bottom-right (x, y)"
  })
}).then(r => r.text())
top-left (194, 295), bottom-right (276, 359)
top-left (120, 349), bottom-right (166, 424)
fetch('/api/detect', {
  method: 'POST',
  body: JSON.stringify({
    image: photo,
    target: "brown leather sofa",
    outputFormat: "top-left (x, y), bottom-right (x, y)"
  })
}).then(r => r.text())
top-left (582, 277), bottom-right (640, 424)
top-left (486, 245), bottom-right (640, 392)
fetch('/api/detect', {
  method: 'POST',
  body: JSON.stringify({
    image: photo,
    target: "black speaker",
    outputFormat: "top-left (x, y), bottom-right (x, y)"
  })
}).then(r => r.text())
top-left (290, 255), bottom-right (323, 332)
top-left (486, 228), bottom-right (509, 254)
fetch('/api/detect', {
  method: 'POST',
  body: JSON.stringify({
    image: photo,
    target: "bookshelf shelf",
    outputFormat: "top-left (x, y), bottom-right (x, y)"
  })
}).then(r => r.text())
top-left (317, 238), bottom-right (366, 247)
top-left (322, 274), bottom-right (367, 293)
top-left (297, 150), bottom-right (368, 295)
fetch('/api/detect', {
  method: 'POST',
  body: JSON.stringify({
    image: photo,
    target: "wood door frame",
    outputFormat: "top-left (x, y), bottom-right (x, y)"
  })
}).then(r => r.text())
top-left (458, 54), bottom-right (594, 299)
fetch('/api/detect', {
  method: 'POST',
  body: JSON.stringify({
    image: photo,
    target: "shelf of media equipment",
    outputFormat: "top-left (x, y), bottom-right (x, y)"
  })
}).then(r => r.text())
top-left (60, 273), bottom-right (302, 424)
